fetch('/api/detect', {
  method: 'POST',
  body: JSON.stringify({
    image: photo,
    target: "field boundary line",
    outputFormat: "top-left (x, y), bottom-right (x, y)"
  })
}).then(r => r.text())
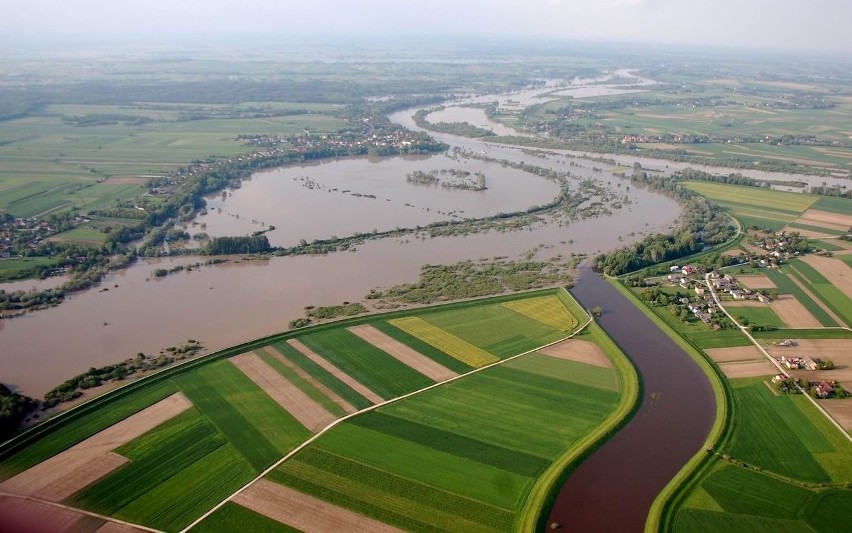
top-left (0, 490), bottom-right (161, 533)
top-left (180, 290), bottom-right (592, 533)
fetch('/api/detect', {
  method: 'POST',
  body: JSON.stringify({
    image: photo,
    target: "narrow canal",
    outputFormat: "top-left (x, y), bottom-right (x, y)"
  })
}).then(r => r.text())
top-left (547, 267), bottom-right (716, 531)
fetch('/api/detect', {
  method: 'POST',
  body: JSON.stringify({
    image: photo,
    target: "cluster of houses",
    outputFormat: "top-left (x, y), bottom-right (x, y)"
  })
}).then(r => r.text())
top-left (809, 380), bottom-right (837, 399)
top-left (780, 355), bottom-right (818, 371)
top-left (661, 265), bottom-right (775, 327)
top-left (749, 231), bottom-right (808, 266)
top-left (0, 217), bottom-right (61, 258)
top-left (770, 374), bottom-right (840, 398)
top-left (238, 123), bottom-right (430, 156)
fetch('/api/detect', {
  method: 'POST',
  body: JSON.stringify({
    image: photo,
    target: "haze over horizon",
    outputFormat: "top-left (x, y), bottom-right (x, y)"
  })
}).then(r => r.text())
top-left (3, 0), bottom-right (851, 55)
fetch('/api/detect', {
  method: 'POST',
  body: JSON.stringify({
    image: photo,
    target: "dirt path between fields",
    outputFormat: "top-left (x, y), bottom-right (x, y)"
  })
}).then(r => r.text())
top-left (0, 393), bottom-right (191, 501)
top-left (347, 325), bottom-right (458, 382)
top-left (233, 479), bottom-right (403, 533)
top-left (231, 353), bottom-right (337, 432)
top-left (286, 339), bottom-right (385, 404)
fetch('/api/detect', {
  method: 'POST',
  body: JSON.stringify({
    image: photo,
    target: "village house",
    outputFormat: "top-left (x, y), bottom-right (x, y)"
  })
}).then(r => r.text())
top-left (781, 355), bottom-right (817, 370)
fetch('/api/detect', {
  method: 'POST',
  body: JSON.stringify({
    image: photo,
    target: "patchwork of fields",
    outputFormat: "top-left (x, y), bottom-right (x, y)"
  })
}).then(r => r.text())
top-left (0, 103), bottom-right (344, 218)
top-left (234, 344), bottom-right (622, 532)
top-left (0, 289), bottom-right (625, 532)
top-left (674, 378), bottom-right (852, 531)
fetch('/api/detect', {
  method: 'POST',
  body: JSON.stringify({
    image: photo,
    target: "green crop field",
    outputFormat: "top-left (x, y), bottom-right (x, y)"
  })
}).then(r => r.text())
top-left (0, 256), bottom-right (60, 280)
top-left (296, 328), bottom-right (435, 399)
top-left (811, 239), bottom-right (845, 251)
top-left (417, 301), bottom-right (568, 357)
top-left (70, 409), bottom-right (253, 530)
top-left (47, 225), bottom-right (109, 246)
top-left (500, 295), bottom-right (579, 332)
top-left (0, 381), bottom-right (178, 480)
top-left (253, 349), bottom-right (347, 418)
top-left (0, 104), bottom-right (345, 218)
top-left (689, 330), bottom-right (752, 349)
top-left (728, 306), bottom-right (786, 329)
top-left (815, 196), bottom-right (852, 215)
top-left (174, 361), bottom-right (310, 471)
top-left (270, 341), bottom-right (374, 410)
top-left (389, 316), bottom-right (499, 367)
top-left (786, 260), bottom-right (852, 326)
top-left (729, 378), bottom-right (852, 482)
top-left (673, 375), bottom-right (852, 532)
top-left (193, 502), bottom-right (300, 533)
top-left (682, 182), bottom-right (817, 215)
top-left (261, 350), bottom-right (621, 532)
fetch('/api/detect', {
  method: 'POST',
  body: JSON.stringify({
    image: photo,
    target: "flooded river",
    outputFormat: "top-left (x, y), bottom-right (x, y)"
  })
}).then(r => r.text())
top-left (0, 72), bottom-right (688, 398)
top-left (547, 267), bottom-right (716, 531)
top-left (3, 66), bottom-right (817, 404)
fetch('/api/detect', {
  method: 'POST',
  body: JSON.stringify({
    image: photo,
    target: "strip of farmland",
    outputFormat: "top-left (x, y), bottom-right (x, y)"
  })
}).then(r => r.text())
top-left (388, 317), bottom-right (499, 367)
top-left (0, 393), bottom-right (191, 500)
top-left (347, 324), bottom-right (458, 382)
top-left (501, 296), bottom-right (579, 332)
top-left (286, 338), bottom-right (384, 404)
top-left (233, 479), bottom-right (403, 533)
top-left (257, 347), bottom-right (356, 414)
top-left (230, 352), bottom-right (337, 432)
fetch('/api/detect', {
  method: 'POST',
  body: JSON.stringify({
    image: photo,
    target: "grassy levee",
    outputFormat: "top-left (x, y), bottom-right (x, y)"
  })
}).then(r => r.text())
top-left (605, 280), bottom-right (732, 533)
top-left (0, 287), bottom-right (567, 468)
top-left (523, 311), bottom-right (641, 531)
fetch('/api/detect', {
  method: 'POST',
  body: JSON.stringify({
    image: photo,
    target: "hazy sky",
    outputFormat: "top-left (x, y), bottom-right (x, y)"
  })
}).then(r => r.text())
top-left (4, 0), bottom-right (851, 53)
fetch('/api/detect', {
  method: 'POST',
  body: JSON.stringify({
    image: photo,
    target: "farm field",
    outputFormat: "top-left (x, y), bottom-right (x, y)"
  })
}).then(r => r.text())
top-left (704, 346), bottom-right (775, 379)
top-left (724, 303), bottom-right (786, 329)
top-left (241, 327), bottom-right (626, 532)
top-left (0, 104), bottom-right (345, 218)
top-left (681, 181), bottom-right (817, 218)
top-left (786, 259), bottom-right (852, 327)
top-left (672, 378), bottom-right (852, 532)
top-left (762, 268), bottom-right (840, 327)
top-left (0, 289), bottom-right (598, 532)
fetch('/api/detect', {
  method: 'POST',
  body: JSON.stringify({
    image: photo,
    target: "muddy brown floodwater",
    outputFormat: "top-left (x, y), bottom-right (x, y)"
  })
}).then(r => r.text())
top-left (547, 267), bottom-right (716, 531)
